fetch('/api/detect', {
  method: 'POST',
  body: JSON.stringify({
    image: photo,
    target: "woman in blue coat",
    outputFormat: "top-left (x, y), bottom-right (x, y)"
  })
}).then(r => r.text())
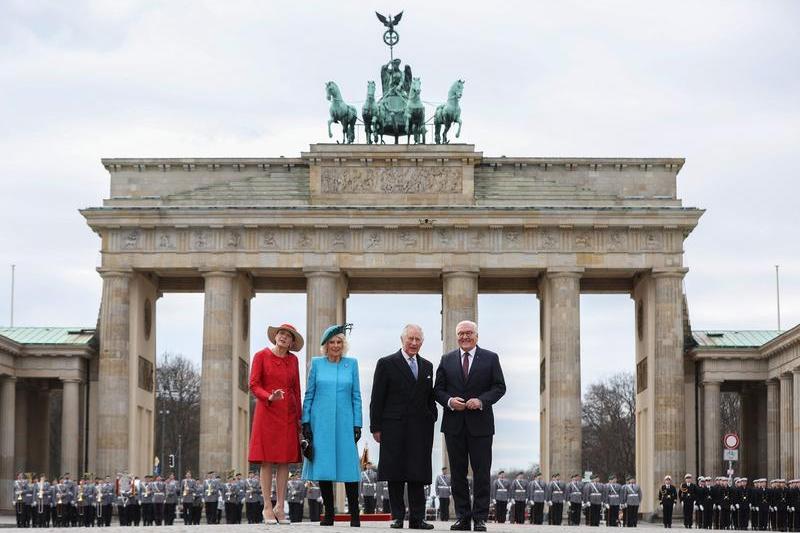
top-left (302, 324), bottom-right (363, 526)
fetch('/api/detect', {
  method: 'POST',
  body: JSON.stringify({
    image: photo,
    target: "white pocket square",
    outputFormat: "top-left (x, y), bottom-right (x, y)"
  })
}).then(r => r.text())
top-left (426, 375), bottom-right (432, 379)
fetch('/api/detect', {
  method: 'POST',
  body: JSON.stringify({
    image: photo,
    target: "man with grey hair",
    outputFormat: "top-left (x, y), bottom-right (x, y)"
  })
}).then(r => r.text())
top-left (370, 324), bottom-right (437, 530)
top-left (434, 320), bottom-right (506, 532)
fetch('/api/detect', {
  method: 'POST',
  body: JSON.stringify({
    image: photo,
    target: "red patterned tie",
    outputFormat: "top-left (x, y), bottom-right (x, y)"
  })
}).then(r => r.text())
top-left (462, 352), bottom-right (469, 380)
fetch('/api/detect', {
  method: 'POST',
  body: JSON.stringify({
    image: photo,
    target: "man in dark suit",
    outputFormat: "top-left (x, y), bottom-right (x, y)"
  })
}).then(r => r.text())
top-left (433, 320), bottom-right (506, 532)
top-left (370, 324), bottom-right (438, 530)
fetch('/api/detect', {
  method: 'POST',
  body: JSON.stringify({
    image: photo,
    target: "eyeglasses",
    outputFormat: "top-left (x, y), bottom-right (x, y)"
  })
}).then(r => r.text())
top-left (457, 331), bottom-right (475, 338)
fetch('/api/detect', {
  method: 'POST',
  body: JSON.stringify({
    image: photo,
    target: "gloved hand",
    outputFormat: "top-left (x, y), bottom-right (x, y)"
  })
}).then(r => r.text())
top-left (699, 505), bottom-right (704, 511)
top-left (354, 427), bottom-right (361, 443)
top-left (302, 423), bottom-right (313, 442)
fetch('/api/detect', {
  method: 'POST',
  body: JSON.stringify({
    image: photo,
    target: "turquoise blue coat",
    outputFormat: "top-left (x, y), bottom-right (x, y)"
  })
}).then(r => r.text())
top-left (301, 356), bottom-right (363, 482)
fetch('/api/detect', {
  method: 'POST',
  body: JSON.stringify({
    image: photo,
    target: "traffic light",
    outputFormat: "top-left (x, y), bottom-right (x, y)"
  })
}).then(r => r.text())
top-left (169, 454), bottom-right (175, 468)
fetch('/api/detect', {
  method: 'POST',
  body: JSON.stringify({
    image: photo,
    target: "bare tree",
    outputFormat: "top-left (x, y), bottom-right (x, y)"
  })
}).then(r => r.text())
top-left (581, 372), bottom-right (635, 481)
top-left (720, 392), bottom-right (741, 435)
top-left (155, 352), bottom-right (201, 477)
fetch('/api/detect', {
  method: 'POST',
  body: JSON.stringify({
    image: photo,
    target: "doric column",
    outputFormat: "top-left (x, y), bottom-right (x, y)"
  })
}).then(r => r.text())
top-left (60, 378), bottom-right (81, 477)
top-left (780, 373), bottom-right (794, 478)
top-left (766, 378), bottom-right (780, 479)
top-left (442, 269), bottom-right (479, 353)
top-left (0, 376), bottom-right (16, 511)
top-left (542, 270), bottom-right (582, 480)
top-left (651, 270), bottom-right (686, 486)
top-left (793, 370), bottom-right (800, 479)
top-left (199, 271), bottom-right (236, 473)
top-left (96, 269), bottom-right (132, 476)
top-left (702, 380), bottom-right (722, 475)
top-left (14, 385), bottom-right (27, 473)
top-left (305, 268), bottom-right (346, 370)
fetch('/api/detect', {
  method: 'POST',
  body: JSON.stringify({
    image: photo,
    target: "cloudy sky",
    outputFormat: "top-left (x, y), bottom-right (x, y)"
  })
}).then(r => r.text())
top-left (1, 1), bottom-right (798, 473)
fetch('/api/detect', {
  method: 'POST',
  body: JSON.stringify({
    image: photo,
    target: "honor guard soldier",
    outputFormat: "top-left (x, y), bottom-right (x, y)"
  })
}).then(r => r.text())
top-left (693, 476), bottom-right (706, 529)
top-left (203, 471), bottom-right (220, 524)
top-left (702, 476), bottom-right (715, 529)
top-left (244, 471), bottom-right (261, 524)
top-left (75, 478), bottom-right (90, 527)
top-left (604, 475), bottom-right (622, 527)
top-left (721, 477), bottom-right (734, 530)
top-left (754, 478), bottom-right (769, 531)
top-left (33, 475), bottom-right (50, 528)
top-left (435, 467), bottom-right (452, 521)
top-left (192, 474), bottom-right (205, 525)
top-left (789, 479), bottom-right (800, 532)
top-left (139, 474), bottom-right (154, 526)
top-left (491, 471), bottom-right (510, 523)
top-left (223, 474), bottom-right (242, 524)
top-left (306, 480), bottom-right (322, 522)
top-left (679, 474), bottom-right (696, 529)
top-left (180, 471), bottom-right (196, 525)
top-left (287, 472), bottom-right (306, 522)
top-left (621, 476), bottom-right (642, 527)
top-left (236, 473), bottom-right (246, 523)
top-left (152, 475), bottom-right (166, 525)
top-left (730, 477), bottom-right (742, 529)
top-left (511, 473), bottom-right (529, 524)
top-left (528, 472), bottom-right (546, 525)
top-left (114, 474), bottom-right (126, 526)
top-left (737, 477), bottom-right (752, 531)
top-left (360, 461), bottom-right (378, 514)
top-left (565, 473), bottom-right (584, 526)
top-left (659, 475), bottom-right (678, 528)
top-left (51, 476), bottom-right (67, 527)
top-left (774, 478), bottom-right (789, 532)
top-left (377, 479), bottom-right (391, 514)
top-left (583, 474), bottom-right (604, 527)
top-left (98, 476), bottom-right (113, 527)
top-left (13, 472), bottom-right (30, 528)
top-left (164, 473), bottom-right (178, 525)
top-left (546, 472), bottom-right (566, 525)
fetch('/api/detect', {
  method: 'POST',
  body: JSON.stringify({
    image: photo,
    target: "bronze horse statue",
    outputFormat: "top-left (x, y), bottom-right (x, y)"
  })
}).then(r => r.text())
top-left (325, 81), bottom-right (356, 144)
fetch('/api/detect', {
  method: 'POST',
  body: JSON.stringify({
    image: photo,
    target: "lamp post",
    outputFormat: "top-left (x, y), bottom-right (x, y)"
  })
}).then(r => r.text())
top-left (159, 384), bottom-right (177, 475)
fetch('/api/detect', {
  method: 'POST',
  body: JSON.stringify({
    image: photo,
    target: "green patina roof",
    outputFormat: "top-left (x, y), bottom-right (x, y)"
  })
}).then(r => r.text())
top-left (0, 327), bottom-right (95, 346)
top-left (692, 330), bottom-right (782, 349)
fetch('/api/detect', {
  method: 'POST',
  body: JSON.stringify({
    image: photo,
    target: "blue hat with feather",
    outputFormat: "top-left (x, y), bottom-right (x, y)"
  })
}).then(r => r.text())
top-left (320, 323), bottom-right (353, 346)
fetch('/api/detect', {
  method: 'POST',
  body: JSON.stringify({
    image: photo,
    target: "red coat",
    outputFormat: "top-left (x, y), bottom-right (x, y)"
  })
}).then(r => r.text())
top-left (248, 347), bottom-right (301, 464)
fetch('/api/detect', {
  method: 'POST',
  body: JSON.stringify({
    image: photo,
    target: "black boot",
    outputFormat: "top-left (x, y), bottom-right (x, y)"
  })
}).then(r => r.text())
top-left (320, 481), bottom-right (335, 526)
top-left (346, 482), bottom-right (360, 527)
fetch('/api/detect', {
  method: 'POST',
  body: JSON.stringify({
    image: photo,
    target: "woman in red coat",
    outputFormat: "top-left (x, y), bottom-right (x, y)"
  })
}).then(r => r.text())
top-left (248, 323), bottom-right (303, 524)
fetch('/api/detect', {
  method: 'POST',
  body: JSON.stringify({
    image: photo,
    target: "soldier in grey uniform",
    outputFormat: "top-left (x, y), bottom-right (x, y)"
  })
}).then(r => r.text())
top-left (244, 472), bottom-right (262, 524)
top-left (360, 462), bottom-right (379, 514)
top-left (378, 479), bottom-right (391, 514)
top-left (13, 473), bottom-right (28, 527)
top-left (565, 473), bottom-right (584, 525)
top-left (139, 474), bottom-right (155, 526)
top-left (193, 474), bottom-right (205, 525)
top-left (33, 475), bottom-right (51, 527)
top-left (287, 473), bottom-right (307, 522)
top-left (528, 472), bottom-right (546, 524)
top-left (180, 471), bottom-right (196, 525)
top-left (604, 475), bottom-right (622, 527)
top-left (511, 473), bottom-right (529, 524)
top-left (202, 471), bottom-right (220, 525)
top-left (97, 476), bottom-right (113, 527)
top-left (435, 467), bottom-right (452, 521)
top-left (491, 470), bottom-right (510, 523)
top-left (306, 480), bottom-right (322, 522)
top-left (62, 473), bottom-right (77, 527)
top-left (621, 476), bottom-right (642, 527)
top-left (582, 474), bottom-right (604, 526)
top-left (152, 475), bottom-right (166, 525)
top-left (235, 473), bottom-right (246, 524)
top-left (546, 472), bottom-right (565, 525)
top-left (164, 473), bottom-right (179, 525)
top-left (74, 478), bottom-right (90, 527)
top-left (223, 475), bottom-right (242, 524)
top-left (51, 476), bottom-right (68, 527)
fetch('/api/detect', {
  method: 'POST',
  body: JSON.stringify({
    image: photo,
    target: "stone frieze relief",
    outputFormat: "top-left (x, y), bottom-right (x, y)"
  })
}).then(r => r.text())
top-left (320, 166), bottom-right (462, 194)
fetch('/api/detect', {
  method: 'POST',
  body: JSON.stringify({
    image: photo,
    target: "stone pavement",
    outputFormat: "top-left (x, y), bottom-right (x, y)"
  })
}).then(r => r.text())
top-left (0, 519), bottom-right (663, 531)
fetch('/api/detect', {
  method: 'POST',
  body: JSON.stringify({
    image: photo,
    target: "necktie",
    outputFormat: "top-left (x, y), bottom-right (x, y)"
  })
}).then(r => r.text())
top-left (409, 357), bottom-right (418, 380)
top-left (462, 352), bottom-right (469, 379)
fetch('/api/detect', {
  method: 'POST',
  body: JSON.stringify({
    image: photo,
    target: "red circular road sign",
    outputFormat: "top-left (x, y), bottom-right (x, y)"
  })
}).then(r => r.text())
top-left (724, 433), bottom-right (740, 450)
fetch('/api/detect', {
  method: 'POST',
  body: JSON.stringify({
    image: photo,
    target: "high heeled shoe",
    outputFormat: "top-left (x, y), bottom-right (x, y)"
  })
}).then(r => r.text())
top-left (263, 510), bottom-right (278, 525)
top-left (274, 510), bottom-right (291, 525)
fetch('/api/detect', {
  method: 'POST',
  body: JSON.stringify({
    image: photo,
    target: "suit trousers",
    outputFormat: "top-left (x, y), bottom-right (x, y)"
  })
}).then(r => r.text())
top-left (531, 502), bottom-right (544, 524)
top-left (513, 500), bottom-right (525, 523)
top-left (495, 500), bottom-right (507, 523)
top-left (662, 502), bottom-right (673, 527)
top-left (389, 481), bottom-right (425, 524)
top-left (607, 505), bottom-right (619, 527)
top-left (364, 495), bottom-right (376, 514)
top-left (445, 427), bottom-right (493, 522)
top-left (549, 502), bottom-right (564, 525)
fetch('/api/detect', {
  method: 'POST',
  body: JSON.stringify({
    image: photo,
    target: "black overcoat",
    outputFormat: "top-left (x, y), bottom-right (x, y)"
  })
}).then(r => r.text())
top-left (369, 350), bottom-right (437, 483)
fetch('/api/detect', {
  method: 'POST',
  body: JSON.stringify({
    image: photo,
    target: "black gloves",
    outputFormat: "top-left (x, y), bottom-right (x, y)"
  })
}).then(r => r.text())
top-left (302, 423), bottom-right (313, 442)
top-left (354, 427), bottom-right (361, 443)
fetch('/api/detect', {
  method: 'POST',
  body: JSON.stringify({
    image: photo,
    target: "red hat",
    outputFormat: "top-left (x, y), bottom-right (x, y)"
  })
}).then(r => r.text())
top-left (267, 323), bottom-right (304, 351)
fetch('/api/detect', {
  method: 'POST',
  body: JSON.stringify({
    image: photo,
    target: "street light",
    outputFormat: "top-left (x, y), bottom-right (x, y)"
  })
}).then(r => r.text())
top-left (159, 383), bottom-right (177, 475)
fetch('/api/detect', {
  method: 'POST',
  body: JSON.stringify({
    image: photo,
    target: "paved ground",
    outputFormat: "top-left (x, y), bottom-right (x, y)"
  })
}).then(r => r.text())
top-left (0, 517), bottom-right (663, 531)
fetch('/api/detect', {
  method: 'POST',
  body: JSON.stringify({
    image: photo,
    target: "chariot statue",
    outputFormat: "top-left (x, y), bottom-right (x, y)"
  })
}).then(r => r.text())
top-left (324, 12), bottom-right (464, 145)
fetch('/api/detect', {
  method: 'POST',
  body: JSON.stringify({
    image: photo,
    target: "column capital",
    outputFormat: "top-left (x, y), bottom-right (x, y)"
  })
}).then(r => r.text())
top-left (303, 266), bottom-right (341, 277)
top-left (60, 377), bottom-right (82, 384)
top-left (701, 378), bottom-right (723, 387)
top-left (651, 267), bottom-right (689, 279)
top-left (442, 267), bottom-right (480, 277)
top-left (766, 377), bottom-right (780, 386)
top-left (97, 267), bottom-right (133, 278)
top-left (780, 372), bottom-right (794, 381)
top-left (792, 368), bottom-right (800, 375)
top-left (200, 269), bottom-right (237, 279)
top-left (544, 267), bottom-right (584, 279)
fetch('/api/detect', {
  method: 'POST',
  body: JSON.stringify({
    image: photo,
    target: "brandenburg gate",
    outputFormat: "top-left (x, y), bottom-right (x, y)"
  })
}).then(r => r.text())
top-left (81, 143), bottom-right (702, 514)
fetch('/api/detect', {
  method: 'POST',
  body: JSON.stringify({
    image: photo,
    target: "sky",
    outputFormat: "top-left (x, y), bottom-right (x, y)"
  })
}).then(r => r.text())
top-left (1, 0), bottom-right (799, 473)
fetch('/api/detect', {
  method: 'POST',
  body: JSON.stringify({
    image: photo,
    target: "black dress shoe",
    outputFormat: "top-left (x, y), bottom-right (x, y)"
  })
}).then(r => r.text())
top-left (410, 521), bottom-right (435, 530)
top-left (473, 519), bottom-right (487, 532)
top-left (390, 519), bottom-right (404, 529)
top-left (451, 518), bottom-right (471, 531)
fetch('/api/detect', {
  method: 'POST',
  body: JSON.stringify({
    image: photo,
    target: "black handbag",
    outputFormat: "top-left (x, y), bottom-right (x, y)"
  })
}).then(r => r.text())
top-left (301, 439), bottom-right (313, 461)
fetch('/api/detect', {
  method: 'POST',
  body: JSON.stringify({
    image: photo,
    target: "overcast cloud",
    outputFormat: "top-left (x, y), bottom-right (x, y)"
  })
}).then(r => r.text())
top-left (1, 0), bottom-right (798, 473)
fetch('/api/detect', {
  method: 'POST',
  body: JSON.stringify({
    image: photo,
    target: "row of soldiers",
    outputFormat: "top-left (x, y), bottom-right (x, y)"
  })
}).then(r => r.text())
top-left (476, 471), bottom-right (643, 527)
top-left (12, 470), bottom-right (280, 528)
top-left (675, 474), bottom-right (800, 531)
